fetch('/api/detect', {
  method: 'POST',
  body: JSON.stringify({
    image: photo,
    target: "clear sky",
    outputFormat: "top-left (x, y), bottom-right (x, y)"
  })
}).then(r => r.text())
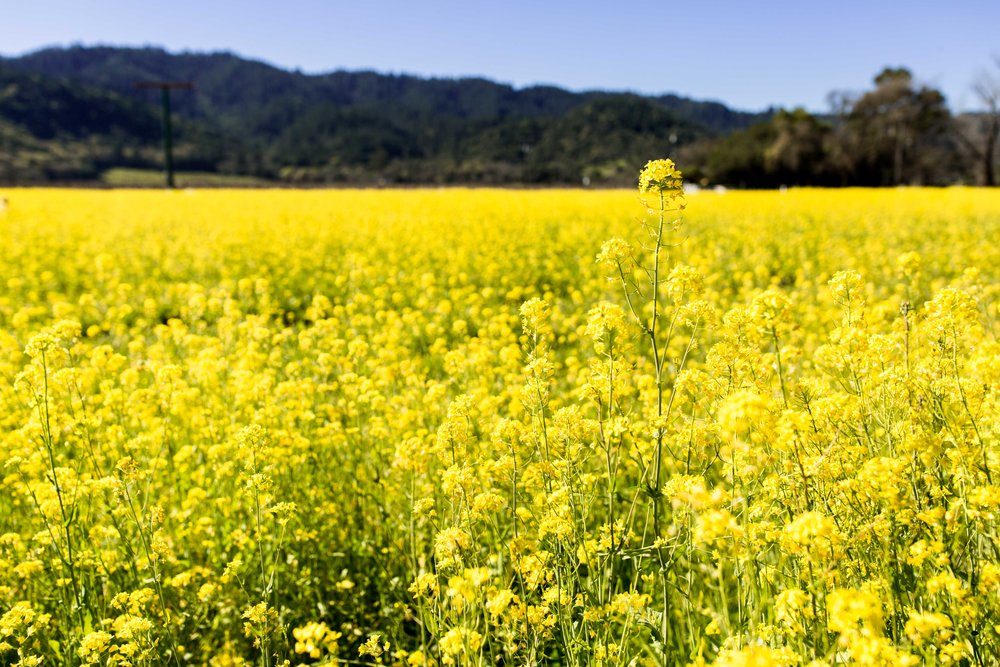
top-left (3, 0), bottom-right (998, 112)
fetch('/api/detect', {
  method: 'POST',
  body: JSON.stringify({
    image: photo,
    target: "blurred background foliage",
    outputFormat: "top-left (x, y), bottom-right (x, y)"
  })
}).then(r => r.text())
top-left (1, 46), bottom-right (997, 187)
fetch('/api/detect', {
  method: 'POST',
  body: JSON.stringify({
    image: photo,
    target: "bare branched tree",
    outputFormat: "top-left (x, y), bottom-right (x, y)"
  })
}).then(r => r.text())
top-left (955, 57), bottom-right (1000, 186)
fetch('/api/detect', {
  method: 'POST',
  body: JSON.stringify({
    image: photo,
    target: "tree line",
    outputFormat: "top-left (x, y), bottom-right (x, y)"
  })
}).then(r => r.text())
top-left (681, 65), bottom-right (1000, 188)
top-left (1, 46), bottom-right (998, 187)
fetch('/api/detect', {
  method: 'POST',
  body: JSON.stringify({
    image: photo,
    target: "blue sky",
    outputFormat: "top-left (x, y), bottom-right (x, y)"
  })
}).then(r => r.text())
top-left (3, 0), bottom-right (998, 111)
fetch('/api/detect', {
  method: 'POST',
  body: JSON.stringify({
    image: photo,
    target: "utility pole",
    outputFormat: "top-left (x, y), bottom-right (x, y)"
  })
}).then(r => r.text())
top-left (135, 82), bottom-right (193, 188)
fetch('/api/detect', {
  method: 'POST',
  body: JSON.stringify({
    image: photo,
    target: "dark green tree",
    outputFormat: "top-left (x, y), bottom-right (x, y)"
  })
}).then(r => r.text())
top-left (841, 68), bottom-right (953, 185)
top-left (764, 108), bottom-right (833, 184)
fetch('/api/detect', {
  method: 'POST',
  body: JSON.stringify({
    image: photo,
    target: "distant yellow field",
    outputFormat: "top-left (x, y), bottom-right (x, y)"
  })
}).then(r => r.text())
top-left (1, 186), bottom-right (999, 666)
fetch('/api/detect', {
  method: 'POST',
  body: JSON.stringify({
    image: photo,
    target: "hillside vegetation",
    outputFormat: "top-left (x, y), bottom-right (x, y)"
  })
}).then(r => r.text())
top-left (2, 46), bottom-right (996, 186)
top-left (0, 46), bottom-right (765, 185)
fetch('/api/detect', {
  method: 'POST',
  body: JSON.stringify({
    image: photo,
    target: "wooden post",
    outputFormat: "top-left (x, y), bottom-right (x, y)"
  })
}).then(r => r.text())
top-left (135, 82), bottom-right (193, 188)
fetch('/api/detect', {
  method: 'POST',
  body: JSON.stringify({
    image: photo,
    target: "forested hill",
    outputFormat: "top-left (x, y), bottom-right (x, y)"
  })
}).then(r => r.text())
top-left (0, 45), bottom-right (768, 184)
top-left (5, 46), bottom-right (765, 134)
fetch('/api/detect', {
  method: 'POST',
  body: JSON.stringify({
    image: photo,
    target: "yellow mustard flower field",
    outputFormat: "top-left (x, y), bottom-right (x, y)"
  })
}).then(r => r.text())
top-left (1, 172), bottom-right (1000, 667)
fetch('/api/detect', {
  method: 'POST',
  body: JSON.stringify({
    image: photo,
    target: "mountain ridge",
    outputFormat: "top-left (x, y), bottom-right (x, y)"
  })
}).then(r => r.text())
top-left (0, 44), bottom-right (771, 184)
